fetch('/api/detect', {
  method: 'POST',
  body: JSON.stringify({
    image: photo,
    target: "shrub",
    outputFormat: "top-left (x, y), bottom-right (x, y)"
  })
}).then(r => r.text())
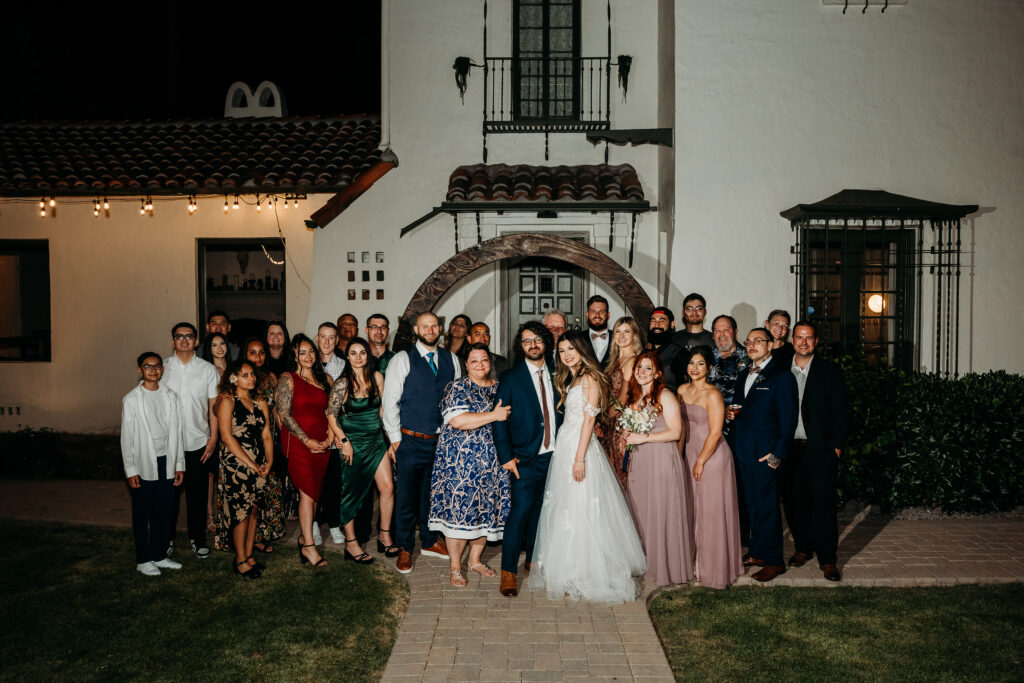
top-left (838, 359), bottom-right (1024, 513)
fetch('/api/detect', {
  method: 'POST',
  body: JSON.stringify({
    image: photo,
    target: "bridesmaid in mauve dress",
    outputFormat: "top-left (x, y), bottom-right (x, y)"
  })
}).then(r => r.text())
top-left (678, 345), bottom-right (743, 589)
top-left (624, 352), bottom-right (695, 587)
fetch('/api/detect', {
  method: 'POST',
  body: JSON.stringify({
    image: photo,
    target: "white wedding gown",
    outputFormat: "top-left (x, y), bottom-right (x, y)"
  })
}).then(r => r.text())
top-left (529, 384), bottom-right (647, 603)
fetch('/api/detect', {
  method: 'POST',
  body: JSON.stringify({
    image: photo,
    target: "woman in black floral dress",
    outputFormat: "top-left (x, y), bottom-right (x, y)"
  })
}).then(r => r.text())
top-left (216, 360), bottom-right (274, 579)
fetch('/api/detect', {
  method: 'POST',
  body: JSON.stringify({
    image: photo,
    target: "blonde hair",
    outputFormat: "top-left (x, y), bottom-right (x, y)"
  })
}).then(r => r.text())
top-left (554, 330), bottom-right (612, 412)
top-left (605, 317), bottom-right (645, 373)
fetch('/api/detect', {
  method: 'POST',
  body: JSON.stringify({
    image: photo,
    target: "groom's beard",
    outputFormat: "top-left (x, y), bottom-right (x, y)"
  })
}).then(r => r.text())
top-left (524, 346), bottom-right (546, 362)
top-left (647, 328), bottom-right (672, 349)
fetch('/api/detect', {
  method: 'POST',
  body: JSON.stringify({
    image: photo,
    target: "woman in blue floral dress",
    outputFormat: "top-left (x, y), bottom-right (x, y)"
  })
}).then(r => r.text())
top-left (429, 343), bottom-right (512, 587)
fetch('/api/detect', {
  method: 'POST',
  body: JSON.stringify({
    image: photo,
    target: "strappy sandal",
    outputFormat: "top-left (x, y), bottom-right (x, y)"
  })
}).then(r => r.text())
top-left (376, 529), bottom-right (400, 558)
top-left (254, 542), bottom-right (275, 554)
top-left (344, 538), bottom-right (374, 565)
top-left (298, 538), bottom-right (328, 568)
top-left (206, 514), bottom-right (216, 532)
top-left (449, 569), bottom-right (468, 587)
top-left (246, 555), bottom-right (266, 571)
top-left (467, 562), bottom-right (496, 577)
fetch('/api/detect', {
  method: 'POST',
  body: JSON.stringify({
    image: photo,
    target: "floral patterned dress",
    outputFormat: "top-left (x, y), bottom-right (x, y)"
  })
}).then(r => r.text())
top-left (600, 368), bottom-right (630, 489)
top-left (427, 378), bottom-right (510, 541)
top-left (255, 381), bottom-right (286, 543)
top-left (214, 397), bottom-right (268, 548)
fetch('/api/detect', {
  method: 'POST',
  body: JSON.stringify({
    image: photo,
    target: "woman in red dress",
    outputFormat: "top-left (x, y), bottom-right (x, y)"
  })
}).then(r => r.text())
top-left (276, 333), bottom-right (333, 567)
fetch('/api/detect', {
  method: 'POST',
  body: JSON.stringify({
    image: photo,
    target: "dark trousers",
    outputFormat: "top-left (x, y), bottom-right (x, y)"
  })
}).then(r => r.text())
top-left (782, 440), bottom-right (839, 565)
top-left (738, 459), bottom-right (783, 566)
top-left (395, 435), bottom-right (439, 553)
top-left (131, 456), bottom-right (174, 564)
top-left (170, 448), bottom-right (207, 546)
top-left (317, 449), bottom-right (342, 528)
top-left (726, 430), bottom-right (750, 547)
top-left (501, 452), bottom-right (551, 574)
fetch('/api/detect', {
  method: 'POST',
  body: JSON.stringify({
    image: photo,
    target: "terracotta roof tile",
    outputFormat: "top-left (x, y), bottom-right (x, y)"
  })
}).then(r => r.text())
top-left (0, 116), bottom-right (383, 197)
top-left (446, 163), bottom-right (644, 203)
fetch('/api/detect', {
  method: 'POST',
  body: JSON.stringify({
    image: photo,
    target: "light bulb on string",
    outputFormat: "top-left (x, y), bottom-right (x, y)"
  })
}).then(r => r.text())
top-left (292, 198), bottom-right (298, 209)
top-left (103, 197), bottom-right (109, 210)
top-left (39, 198), bottom-right (45, 210)
top-left (93, 199), bottom-right (100, 217)
top-left (256, 197), bottom-right (262, 212)
top-left (139, 198), bottom-right (146, 215)
top-left (49, 197), bottom-right (56, 208)
top-left (283, 195), bottom-right (289, 209)
top-left (40, 205), bottom-right (46, 218)
top-left (223, 195), bottom-right (229, 213)
top-left (233, 195), bottom-right (239, 210)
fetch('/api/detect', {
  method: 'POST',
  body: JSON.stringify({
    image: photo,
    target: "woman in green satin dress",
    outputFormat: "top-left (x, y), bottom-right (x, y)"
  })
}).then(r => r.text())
top-left (326, 337), bottom-right (395, 564)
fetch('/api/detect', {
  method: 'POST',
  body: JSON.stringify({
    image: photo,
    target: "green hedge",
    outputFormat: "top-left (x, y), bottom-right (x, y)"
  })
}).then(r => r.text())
top-left (839, 360), bottom-right (1024, 513)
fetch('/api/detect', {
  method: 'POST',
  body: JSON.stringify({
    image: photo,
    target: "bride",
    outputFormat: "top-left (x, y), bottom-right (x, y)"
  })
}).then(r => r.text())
top-left (529, 330), bottom-right (646, 603)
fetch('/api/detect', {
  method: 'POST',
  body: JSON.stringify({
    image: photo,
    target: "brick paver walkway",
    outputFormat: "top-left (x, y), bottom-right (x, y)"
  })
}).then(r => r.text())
top-left (3, 479), bottom-right (1022, 681)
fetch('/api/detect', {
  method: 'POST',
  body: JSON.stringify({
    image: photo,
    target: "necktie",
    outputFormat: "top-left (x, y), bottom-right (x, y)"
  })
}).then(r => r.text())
top-left (427, 351), bottom-right (437, 375)
top-left (537, 368), bottom-right (551, 450)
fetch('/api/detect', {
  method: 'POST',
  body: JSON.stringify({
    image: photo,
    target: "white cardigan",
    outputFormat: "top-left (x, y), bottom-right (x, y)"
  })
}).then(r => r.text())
top-left (120, 383), bottom-right (186, 480)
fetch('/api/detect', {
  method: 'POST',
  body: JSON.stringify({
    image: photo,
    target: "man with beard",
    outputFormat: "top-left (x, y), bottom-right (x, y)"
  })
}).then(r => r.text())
top-left (336, 313), bottom-right (359, 355)
top-left (468, 321), bottom-right (510, 379)
top-left (709, 314), bottom-right (748, 406)
top-left (646, 306), bottom-right (675, 352)
top-left (493, 321), bottom-right (562, 597)
top-left (381, 312), bottom-right (460, 573)
top-left (366, 313), bottom-right (396, 374)
top-left (585, 295), bottom-right (612, 366)
top-left (668, 293), bottom-right (715, 390)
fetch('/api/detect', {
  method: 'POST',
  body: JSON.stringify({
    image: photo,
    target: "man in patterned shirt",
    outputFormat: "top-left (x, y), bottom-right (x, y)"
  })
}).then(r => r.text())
top-left (709, 314), bottom-right (749, 405)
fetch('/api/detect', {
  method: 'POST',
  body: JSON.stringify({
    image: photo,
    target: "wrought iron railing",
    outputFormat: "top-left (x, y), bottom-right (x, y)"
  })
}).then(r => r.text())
top-left (484, 56), bottom-right (611, 133)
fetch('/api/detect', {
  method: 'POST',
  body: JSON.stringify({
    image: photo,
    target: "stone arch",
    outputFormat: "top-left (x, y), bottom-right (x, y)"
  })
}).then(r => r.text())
top-left (396, 233), bottom-right (654, 348)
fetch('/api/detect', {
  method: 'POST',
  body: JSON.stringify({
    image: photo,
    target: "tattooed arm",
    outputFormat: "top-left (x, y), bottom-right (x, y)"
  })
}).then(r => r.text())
top-left (326, 378), bottom-right (354, 462)
top-left (275, 373), bottom-right (311, 443)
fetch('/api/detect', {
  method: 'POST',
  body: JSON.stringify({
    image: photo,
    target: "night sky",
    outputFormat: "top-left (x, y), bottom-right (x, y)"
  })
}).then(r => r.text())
top-left (1, 2), bottom-right (381, 122)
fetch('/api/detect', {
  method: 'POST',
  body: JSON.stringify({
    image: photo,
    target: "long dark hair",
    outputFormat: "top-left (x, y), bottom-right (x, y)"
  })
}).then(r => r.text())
top-left (554, 330), bottom-right (611, 412)
top-left (511, 320), bottom-right (554, 366)
top-left (265, 320), bottom-right (295, 371)
top-left (625, 351), bottom-right (667, 413)
top-left (218, 360), bottom-right (257, 398)
top-left (337, 337), bottom-right (379, 413)
top-left (200, 331), bottom-right (232, 365)
top-left (290, 333), bottom-right (329, 390)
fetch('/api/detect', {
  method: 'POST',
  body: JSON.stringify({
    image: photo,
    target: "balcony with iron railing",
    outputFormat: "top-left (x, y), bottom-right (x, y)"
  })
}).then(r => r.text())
top-left (483, 56), bottom-right (611, 134)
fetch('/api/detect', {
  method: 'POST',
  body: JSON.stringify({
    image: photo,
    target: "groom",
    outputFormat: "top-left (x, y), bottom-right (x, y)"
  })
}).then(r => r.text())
top-left (493, 321), bottom-right (562, 597)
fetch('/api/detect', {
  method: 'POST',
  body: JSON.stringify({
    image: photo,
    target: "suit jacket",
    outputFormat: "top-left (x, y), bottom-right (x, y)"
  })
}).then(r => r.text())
top-left (800, 356), bottom-right (848, 457)
top-left (730, 357), bottom-right (799, 464)
top-left (493, 361), bottom-right (564, 467)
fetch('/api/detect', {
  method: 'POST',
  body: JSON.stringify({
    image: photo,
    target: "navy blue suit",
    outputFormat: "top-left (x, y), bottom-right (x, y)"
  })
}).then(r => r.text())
top-left (731, 356), bottom-right (799, 566)
top-left (493, 360), bottom-right (563, 574)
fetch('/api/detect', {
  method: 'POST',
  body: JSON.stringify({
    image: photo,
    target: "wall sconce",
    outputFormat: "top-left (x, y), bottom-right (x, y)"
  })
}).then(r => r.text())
top-left (867, 294), bottom-right (885, 314)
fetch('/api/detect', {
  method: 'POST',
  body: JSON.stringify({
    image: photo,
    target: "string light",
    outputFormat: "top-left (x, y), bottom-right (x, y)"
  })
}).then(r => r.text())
top-left (233, 195), bottom-right (239, 210)
top-left (39, 198), bottom-right (45, 210)
top-left (49, 196), bottom-right (56, 208)
top-left (283, 194), bottom-right (289, 209)
top-left (261, 243), bottom-right (284, 265)
top-left (139, 198), bottom-right (146, 215)
top-left (292, 197), bottom-right (298, 208)
top-left (145, 196), bottom-right (154, 212)
top-left (93, 199), bottom-right (100, 217)
top-left (103, 197), bottom-right (109, 210)
top-left (223, 195), bottom-right (229, 213)
top-left (187, 195), bottom-right (197, 214)
top-left (39, 198), bottom-right (46, 218)
top-left (256, 197), bottom-right (262, 212)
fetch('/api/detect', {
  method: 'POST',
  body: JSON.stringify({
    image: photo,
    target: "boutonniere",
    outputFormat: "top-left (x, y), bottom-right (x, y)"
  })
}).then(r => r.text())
top-left (754, 373), bottom-right (767, 385)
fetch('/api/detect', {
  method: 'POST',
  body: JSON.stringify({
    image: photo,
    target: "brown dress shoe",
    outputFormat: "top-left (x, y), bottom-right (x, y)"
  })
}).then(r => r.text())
top-left (788, 551), bottom-right (812, 567)
top-left (752, 564), bottom-right (786, 582)
top-left (396, 550), bottom-right (413, 574)
top-left (523, 562), bottom-right (533, 576)
top-left (821, 564), bottom-right (841, 581)
top-left (743, 556), bottom-right (766, 567)
top-left (420, 539), bottom-right (449, 559)
top-left (499, 570), bottom-right (518, 597)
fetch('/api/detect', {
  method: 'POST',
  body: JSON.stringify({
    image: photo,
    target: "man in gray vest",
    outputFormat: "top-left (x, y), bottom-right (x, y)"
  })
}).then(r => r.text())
top-left (382, 311), bottom-right (461, 573)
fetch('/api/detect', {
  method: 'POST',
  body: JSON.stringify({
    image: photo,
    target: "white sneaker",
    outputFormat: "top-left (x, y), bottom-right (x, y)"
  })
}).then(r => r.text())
top-left (312, 524), bottom-right (322, 545)
top-left (137, 562), bottom-right (161, 577)
top-left (190, 540), bottom-right (211, 559)
top-left (154, 557), bottom-right (183, 570)
top-left (329, 526), bottom-right (344, 544)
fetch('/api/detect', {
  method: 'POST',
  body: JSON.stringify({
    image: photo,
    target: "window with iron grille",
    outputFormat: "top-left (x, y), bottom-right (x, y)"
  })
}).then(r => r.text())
top-left (513, 0), bottom-right (581, 121)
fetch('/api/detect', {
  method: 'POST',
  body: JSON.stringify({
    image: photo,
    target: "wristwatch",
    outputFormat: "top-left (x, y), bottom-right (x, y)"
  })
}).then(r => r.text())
top-left (339, 437), bottom-right (349, 444)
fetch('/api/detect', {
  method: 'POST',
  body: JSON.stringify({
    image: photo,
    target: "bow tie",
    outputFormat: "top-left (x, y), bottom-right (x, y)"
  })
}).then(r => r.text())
top-left (749, 366), bottom-right (762, 375)
top-left (591, 332), bottom-right (607, 340)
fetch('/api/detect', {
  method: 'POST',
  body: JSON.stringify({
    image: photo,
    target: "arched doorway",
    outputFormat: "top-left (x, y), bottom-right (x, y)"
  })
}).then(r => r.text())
top-left (395, 233), bottom-right (654, 348)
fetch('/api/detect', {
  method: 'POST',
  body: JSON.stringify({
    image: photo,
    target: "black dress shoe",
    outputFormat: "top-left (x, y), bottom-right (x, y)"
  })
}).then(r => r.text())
top-left (752, 564), bottom-right (786, 582)
top-left (821, 564), bottom-right (841, 581)
top-left (788, 551), bottom-right (812, 567)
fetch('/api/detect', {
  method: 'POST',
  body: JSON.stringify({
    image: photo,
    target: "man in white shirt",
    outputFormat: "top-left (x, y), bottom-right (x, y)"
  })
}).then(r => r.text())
top-left (317, 321), bottom-right (346, 381)
top-left (121, 351), bottom-right (186, 576)
top-left (586, 295), bottom-right (611, 366)
top-left (162, 322), bottom-right (220, 559)
top-left (381, 312), bottom-right (460, 573)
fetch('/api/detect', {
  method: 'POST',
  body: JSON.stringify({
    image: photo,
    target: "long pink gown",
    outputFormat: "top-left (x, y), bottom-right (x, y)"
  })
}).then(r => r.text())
top-left (626, 413), bottom-right (695, 586)
top-left (682, 401), bottom-right (743, 589)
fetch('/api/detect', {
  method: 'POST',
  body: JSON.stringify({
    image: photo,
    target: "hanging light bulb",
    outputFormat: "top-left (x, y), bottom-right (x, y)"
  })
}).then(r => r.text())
top-left (140, 198), bottom-right (146, 215)
top-left (39, 198), bottom-right (45, 209)
top-left (93, 199), bottom-right (100, 217)
top-left (223, 195), bottom-right (229, 213)
top-left (283, 195), bottom-right (289, 209)
top-left (292, 197), bottom-right (298, 209)
top-left (40, 204), bottom-right (46, 218)
top-left (49, 196), bottom-right (56, 208)
top-left (103, 197), bottom-right (109, 210)
top-left (233, 195), bottom-right (239, 210)
top-left (256, 197), bottom-right (262, 212)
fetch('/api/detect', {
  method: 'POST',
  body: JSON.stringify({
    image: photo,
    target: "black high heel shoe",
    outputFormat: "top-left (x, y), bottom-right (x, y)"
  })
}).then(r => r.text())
top-left (298, 538), bottom-right (328, 567)
top-left (234, 559), bottom-right (261, 579)
top-left (247, 555), bottom-right (266, 571)
top-left (345, 538), bottom-right (374, 564)
top-left (376, 530), bottom-right (400, 558)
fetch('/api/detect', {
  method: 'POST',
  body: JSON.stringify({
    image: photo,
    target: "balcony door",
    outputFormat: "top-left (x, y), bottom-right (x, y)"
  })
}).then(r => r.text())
top-left (513, 0), bottom-right (581, 121)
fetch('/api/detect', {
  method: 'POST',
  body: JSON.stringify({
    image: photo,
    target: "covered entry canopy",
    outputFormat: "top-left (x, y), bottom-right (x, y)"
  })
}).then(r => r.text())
top-left (400, 162), bottom-right (653, 265)
top-left (781, 189), bottom-right (977, 222)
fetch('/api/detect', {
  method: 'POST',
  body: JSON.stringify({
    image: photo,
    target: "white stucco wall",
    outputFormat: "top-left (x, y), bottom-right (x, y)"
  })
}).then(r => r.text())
top-left (0, 196), bottom-right (318, 432)
top-left (673, 0), bottom-right (1024, 373)
top-left (307, 0), bottom-right (666, 350)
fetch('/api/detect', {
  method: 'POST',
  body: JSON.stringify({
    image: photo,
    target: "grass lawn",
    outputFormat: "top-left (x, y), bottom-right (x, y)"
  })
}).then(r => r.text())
top-left (649, 584), bottom-right (1024, 682)
top-left (0, 521), bottom-right (408, 681)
